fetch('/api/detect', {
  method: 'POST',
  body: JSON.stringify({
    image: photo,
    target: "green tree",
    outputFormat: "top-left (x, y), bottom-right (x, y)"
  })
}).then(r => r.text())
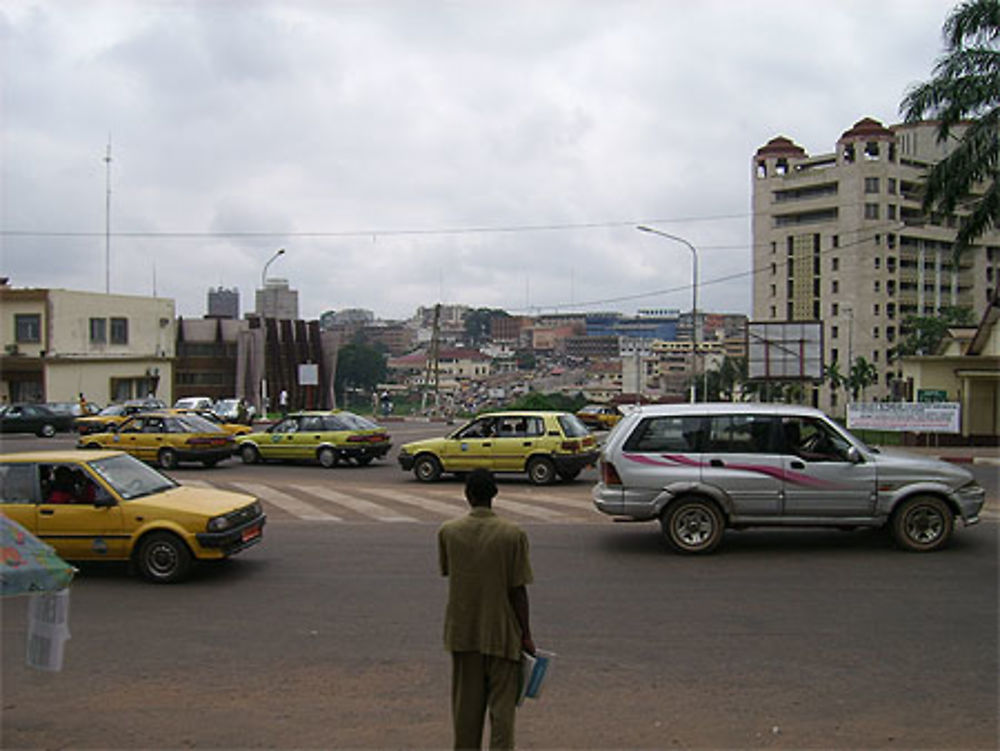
top-left (900, 0), bottom-right (1000, 256)
top-left (334, 342), bottom-right (387, 403)
top-left (847, 357), bottom-right (879, 401)
top-left (894, 305), bottom-right (976, 356)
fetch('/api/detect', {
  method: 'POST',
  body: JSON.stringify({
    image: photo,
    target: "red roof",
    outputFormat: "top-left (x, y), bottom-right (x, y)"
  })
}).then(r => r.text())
top-left (839, 117), bottom-right (894, 141)
top-left (755, 136), bottom-right (807, 158)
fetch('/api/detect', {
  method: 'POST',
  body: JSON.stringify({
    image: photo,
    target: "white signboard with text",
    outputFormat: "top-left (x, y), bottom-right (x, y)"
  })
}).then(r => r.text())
top-left (847, 402), bottom-right (961, 433)
top-left (298, 363), bottom-right (319, 386)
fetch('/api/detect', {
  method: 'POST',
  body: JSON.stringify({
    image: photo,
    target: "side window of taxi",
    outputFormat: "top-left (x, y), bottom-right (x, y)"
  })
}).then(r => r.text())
top-left (0, 463), bottom-right (37, 503)
top-left (623, 416), bottom-right (705, 453)
top-left (300, 416), bottom-right (324, 431)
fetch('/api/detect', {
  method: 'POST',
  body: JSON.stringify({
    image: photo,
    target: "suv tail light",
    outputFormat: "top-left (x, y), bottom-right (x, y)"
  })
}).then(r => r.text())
top-left (561, 440), bottom-right (579, 452)
top-left (601, 460), bottom-right (622, 486)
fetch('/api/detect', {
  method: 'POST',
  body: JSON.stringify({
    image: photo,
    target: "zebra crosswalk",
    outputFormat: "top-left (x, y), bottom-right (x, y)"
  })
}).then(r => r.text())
top-left (182, 479), bottom-right (607, 525)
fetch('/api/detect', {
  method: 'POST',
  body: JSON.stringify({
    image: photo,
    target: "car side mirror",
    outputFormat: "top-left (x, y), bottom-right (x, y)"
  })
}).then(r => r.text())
top-left (93, 492), bottom-right (116, 508)
top-left (846, 446), bottom-right (862, 464)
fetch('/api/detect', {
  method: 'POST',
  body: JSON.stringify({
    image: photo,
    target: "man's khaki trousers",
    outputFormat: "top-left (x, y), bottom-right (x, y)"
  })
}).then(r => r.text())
top-left (451, 651), bottom-right (520, 750)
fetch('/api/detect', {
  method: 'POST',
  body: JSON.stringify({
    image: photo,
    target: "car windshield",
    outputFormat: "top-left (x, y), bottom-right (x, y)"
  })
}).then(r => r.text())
top-left (558, 414), bottom-right (590, 437)
top-left (332, 412), bottom-right (379, 430)
top-left (99, 405), bottom-right (126, 416)
top-left (88, 454), bottom-right (177, 500)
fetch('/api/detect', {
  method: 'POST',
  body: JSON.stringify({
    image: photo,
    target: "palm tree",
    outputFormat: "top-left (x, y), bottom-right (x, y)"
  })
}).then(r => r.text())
top-left (824, 361), bottom-right (847, 404)
top-left (848, 357), bottom-right (879, 402)
top-left (900, 0), bottom-right (999, 256)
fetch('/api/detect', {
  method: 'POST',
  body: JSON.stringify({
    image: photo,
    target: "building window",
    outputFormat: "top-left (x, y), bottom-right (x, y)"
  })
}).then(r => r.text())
top-left (89, 317), bottom-right (107, 343)
top-left (874, 257), bottom-right (881, 270)
top-left (832, 235), bottom-right (839, 248)
top-left (832, 280), bottom-right (839, 294)
top-left (865, 203), bottom-right (880, 220)
top-left (769, 305), bottom-right (777, 318)
top-left (873, 327), bottom-right (880, 339)
top-left (832, 257), bottom-right (839, 271)
top-left (771, 262), bottom-right (777, 276)
top-left (887, 204), bottom-right (897, 220)
top-left (873, 350), bottom-right (879, 362)
top-left (110, 317), bottom-right (129, 345)
top-left (887, 178), bottom-right (897, 194)
top-left (771, 241), bottom-right (777, 254)
top-left (864, 177), bottom-right (880, 193)
top-left (14, 314), bottom-right (41, 343)
top-left (770, 284), bottom-right (776, 297)
top-left (873, 303), bottom-right (880, 316)
top-left (831, 348), bottom-right (839, 363)
top-left (832, 303), bottom-right (839, 316)
top-left (831, 325), bottom-right (839, 339)
top-left (874, 281), bottom-right (881, 292)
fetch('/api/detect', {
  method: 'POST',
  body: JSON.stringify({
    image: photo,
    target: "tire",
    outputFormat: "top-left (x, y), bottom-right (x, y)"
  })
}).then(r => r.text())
top-left (891, 495), bottom-right (954, 552)
top-left (414, 454), bottom-right (442, 482)
top-left (661, 497), bottom-right (725, 554)
top-left (317, 446), bottom-right (337, 468)
top-left (240, 444), bottom-right (260, 465)
top-left (527, 457), bottom-right (556, 486)
top-left (136, 532), bottom-right (192, 583)
top-left (157, 448), bottom-right (178, 470)
top-left (38, 424), bottom-right (57, 438)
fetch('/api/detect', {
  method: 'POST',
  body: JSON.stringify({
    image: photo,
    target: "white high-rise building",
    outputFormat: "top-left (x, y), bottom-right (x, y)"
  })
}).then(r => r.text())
top-left (752, 117), bottom-right (1000, 413)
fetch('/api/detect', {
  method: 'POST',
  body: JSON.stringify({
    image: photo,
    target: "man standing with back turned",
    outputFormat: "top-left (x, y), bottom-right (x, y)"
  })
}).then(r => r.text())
top-left (438, 469), bottom-right (535, 750)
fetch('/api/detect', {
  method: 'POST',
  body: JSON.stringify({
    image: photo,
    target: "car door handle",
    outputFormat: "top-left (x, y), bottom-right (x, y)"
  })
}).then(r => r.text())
top-left (790, 460), bottom-right (805, 469)
top-left (710, 459), bottom-right (725, 467)
top-left (40, 508), bottom-right (54, 516)
top-left (523, 442), bottom-right (532, 447)
top-left (483, 442), bottom-right (492, 447)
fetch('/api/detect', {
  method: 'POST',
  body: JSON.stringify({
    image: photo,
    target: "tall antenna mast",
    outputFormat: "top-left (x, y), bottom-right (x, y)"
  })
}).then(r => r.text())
top-left (104, 135), bottom-right (112, 294)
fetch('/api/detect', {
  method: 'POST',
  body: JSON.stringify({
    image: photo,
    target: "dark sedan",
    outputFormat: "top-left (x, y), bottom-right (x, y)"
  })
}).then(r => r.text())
top-left (0, 403), bottom-right (75, 437)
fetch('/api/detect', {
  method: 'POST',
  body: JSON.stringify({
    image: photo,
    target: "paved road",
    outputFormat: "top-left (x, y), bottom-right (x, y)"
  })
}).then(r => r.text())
top-left (2, 519), bottom-right (996, 749)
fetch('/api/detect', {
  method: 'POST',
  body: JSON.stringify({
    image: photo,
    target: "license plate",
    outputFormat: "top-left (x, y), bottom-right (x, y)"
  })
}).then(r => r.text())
top-left (241, 525), bottom-right (261, 542)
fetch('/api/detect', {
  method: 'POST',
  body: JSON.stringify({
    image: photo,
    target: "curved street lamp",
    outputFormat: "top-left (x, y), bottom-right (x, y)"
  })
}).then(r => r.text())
top-left (259, 248), bottom-right (286, 416)
top-left (261, 247), bottom-right (286, 288)
top-left (636, 226), bottom-right (699, 403)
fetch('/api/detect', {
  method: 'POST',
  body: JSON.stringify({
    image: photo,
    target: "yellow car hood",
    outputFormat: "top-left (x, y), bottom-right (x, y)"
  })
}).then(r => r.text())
top-left (134, 484), bottom-right (255, 516)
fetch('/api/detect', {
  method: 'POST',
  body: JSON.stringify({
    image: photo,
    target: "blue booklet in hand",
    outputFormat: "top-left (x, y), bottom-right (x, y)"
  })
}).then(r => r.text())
top-left (518, 649), bottom-right (554, 705)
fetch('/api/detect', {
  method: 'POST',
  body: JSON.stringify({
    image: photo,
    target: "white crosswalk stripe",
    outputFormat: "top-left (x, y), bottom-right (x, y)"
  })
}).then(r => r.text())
top-left (419, 487), bottom-right (567, 521)
top-left (226, 481), bottom-right (342, 521)
top-left (361, 487), bottom-right (466, 517)
top-left (294, 485), bottom-right (418, 522)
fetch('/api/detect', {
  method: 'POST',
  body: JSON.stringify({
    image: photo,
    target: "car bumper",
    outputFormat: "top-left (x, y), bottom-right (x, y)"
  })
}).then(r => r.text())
top-left (175, 446), bottom-right (235, 463)
top-left (552, 450), bottom-right (600, 474)
top-left (952, 483), bottom-right (986, 525)
top-left (196, 515), bottom-right (267, 555)
top-left (340, 443), bottom-right (392, 460)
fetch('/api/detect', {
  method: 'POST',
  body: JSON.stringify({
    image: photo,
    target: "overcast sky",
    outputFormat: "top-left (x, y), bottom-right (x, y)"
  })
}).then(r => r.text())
top-left (1, 0), bottom-right (958, 322)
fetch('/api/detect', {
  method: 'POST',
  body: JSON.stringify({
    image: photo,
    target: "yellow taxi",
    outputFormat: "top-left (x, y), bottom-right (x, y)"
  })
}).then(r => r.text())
top-left (576, 403), bottom-right (624, 430)
top-left (236, 410), bottom-right (392, 467)
top-left (397, 410), bottom-right (598, 484)
top-left (75, 398), bottom-right (168, 436)
top-left (77, 412), bottom-right (235, 469)
top-left (0, 450), bottom-right (265, 583)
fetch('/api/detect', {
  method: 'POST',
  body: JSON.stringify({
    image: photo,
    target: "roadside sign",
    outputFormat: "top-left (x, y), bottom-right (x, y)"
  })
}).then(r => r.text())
top-left (298, 363), bottom-right (319, 386)
top-left (917, 389), bottom-right (948, 403)
top-left (847, 402), bottom-right (961, 433)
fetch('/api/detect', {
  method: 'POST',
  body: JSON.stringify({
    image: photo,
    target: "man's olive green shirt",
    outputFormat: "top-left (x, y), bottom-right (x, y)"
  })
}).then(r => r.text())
top-left (438, 507), bottom-right (533, 662)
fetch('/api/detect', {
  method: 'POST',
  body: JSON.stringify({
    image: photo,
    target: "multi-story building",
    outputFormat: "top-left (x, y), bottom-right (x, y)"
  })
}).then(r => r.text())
top-left (207, 286), bottom-right (240, 319)
top-left (752, 117), bottom-right (1000, 413)
top-left (0, 285), bottom-right (175, 404)
top-left (255, 278), bottom-right (299, 320)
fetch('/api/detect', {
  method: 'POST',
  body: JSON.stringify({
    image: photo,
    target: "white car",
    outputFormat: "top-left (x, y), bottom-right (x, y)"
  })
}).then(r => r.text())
top-left (593, 403), bottom-right (985, 554)
top-left (173, 396), bottom-right (214, 411)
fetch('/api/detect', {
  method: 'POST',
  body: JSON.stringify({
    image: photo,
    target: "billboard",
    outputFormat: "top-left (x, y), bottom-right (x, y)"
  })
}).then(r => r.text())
top-left (746, 321), bottom-right (824, 380)
top-left (847, 402), bottom-right (961, 433)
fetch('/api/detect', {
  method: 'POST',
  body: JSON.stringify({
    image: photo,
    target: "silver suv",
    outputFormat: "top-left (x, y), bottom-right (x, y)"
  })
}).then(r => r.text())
top-left (593, 403), bottom-right (985, 554)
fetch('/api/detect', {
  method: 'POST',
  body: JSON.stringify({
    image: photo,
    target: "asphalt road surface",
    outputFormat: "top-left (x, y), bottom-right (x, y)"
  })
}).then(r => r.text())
top-left (1, 425), bottom-right (998, 748)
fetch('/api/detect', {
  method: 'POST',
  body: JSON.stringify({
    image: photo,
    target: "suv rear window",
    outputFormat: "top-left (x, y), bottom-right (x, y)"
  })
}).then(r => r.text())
top-left (623, 416), bottom-right (705, 452)
top-left (704, 415), bottom-right (778, 454)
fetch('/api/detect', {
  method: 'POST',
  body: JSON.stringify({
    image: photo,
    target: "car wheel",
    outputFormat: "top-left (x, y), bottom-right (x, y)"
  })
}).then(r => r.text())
top-left (317, 446), bottom-right (338, 468)
top-left (38, 423), bottom-right (57, 438)
top-left (527, 457), bottom-right (556, 485)
top-left (414, 454), bottom-right (442, 482)
top-left (661, 497), bottom-right (725, 554)
top-left (891, 495), bottom-right (953, 552)
top-left (136, 532), bottom-right (192, 584)
top-left (157, 448), bottom-right (178, 470)
top-left (240, 444), bottom-right (260, 465)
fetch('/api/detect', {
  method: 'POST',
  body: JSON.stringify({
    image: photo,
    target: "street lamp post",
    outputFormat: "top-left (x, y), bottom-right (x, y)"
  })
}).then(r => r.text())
top-left (637, 226), bottom-right (699, 403)
top-left (259, 248), bottom-right (286, 414)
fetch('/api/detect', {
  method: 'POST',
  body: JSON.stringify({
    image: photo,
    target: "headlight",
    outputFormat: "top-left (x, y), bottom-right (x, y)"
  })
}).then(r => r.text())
top-left (207, 516), bottom-right (232, 532)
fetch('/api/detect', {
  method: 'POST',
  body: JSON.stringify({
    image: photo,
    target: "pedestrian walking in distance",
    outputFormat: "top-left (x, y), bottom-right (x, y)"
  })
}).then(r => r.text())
top-left (438, 469), bottom-right (535, 750)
